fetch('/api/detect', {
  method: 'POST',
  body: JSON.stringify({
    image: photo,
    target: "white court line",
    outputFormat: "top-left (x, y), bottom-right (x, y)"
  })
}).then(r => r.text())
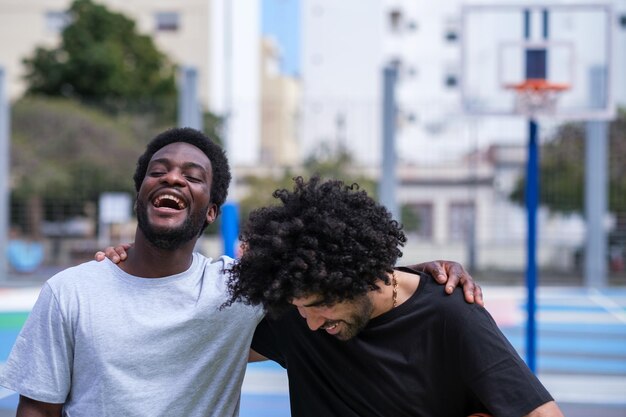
top-left (540, 373), bottom-right (626, 405)
top-left (588, 288), bottom-right (626, 324)
top-left (0, 287), bottom-right (40, 312)
top-left (241, 369), bottom-right (289, 394)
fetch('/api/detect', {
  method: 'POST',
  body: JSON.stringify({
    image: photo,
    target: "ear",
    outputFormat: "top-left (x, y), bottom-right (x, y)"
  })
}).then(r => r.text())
top-left (206, 204), bottom-right (218, 224)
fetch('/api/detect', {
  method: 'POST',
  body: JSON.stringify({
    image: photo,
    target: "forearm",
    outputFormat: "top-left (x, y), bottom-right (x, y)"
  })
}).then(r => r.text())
top-left (17, 396), bottom-right (63, 417)
top-left (523, 401), bottom-right (564, 417)
top-left (248, 348), bottom-right (269, 362)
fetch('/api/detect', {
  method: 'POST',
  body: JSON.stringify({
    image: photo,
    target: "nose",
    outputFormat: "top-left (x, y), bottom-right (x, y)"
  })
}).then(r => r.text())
top-left (161, 168), bottom-right (186, 186)
top-left (297, 307), bottom-right (325, 331)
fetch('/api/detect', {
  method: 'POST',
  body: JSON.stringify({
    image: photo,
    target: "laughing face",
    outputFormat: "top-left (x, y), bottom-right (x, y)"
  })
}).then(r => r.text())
top-left (136, 142), bottom-right (217, 250)
top-left (291, 294), bottom-right (375, 341)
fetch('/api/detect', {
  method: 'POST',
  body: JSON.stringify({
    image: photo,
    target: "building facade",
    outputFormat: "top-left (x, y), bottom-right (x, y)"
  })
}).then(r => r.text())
top-left (0, 0), bottom-right (264, 166)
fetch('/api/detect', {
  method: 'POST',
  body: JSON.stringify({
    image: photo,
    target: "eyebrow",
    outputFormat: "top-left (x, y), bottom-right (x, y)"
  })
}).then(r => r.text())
top-left (302, 298), bottom-right (328, 308)
top-left (149, 159), bottom-right (208, 173)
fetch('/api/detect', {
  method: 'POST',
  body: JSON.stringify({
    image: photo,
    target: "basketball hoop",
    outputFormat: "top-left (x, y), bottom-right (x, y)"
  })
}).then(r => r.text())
top-left (504, 79), bottom-right (570, 117)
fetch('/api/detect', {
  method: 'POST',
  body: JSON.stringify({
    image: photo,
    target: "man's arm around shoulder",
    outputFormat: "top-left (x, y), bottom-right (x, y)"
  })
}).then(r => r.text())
top-left (524, 400), bottom-right (564, 417)
top-left (16, 395), bottom-right (63, 417)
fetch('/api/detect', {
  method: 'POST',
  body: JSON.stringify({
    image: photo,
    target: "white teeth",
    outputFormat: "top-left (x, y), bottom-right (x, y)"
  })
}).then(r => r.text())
top-left (153, 194), bottom-right (186, 209)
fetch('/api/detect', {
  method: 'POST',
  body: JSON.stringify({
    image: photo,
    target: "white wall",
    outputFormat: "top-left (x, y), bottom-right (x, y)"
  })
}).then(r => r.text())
top-left (210, 0), bottom-right (261, 167)
top-left (300, 0), bottom-right (384, 163)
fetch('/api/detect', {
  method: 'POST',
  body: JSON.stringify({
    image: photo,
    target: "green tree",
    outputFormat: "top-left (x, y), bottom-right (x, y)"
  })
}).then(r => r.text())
top-left (13, 0), bottom-right (227, 239)
top-left (510, 108), bottom-right (626, 230)
top-left (238, 147), bottom-right (377, 229)
top-left (22, 0), bottom-right (176, 112)
top-left (10, 97), bottom-right (142, 235)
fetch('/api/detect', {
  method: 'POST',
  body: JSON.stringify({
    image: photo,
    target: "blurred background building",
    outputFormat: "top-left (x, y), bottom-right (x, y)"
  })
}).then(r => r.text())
top-left (0, 0), bottom-right (624, 278)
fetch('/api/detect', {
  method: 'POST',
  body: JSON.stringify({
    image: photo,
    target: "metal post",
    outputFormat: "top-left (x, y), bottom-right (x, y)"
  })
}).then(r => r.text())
top-left (178, 66), bottom-right (202, 130)
top-left (0, 68), bottom-right (10, 281)
top-left (584, 66), bottom-right (608, 287)
top-left (525, 119), bottom-right (539, 373)
top-left (379, 65), bottom-right (399, 221)
top-left (219, 0), bottom-right (239, 258)
top-left (522, 8), bottom-right (546, 373)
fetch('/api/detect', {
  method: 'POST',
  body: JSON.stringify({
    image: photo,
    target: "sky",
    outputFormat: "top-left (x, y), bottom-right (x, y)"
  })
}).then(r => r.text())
top-left (261, 0), bottom-right (300, 76)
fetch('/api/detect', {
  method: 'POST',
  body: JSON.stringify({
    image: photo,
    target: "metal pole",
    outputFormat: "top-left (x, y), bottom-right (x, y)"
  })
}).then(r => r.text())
top-left (584, 66), bottom-right (608, 287)
top-left (525, 119), bottom-right (539, 373)
top-left (0, 68), bottom-right (10, 281)
top-left (379, 65), bottom-right (399, 221)
top-left (220, 0), bottom-right (238, 258)
top-left (178, 66), bottom-right (202, 130)
top-left (522, 7), bottom-right (549, 374)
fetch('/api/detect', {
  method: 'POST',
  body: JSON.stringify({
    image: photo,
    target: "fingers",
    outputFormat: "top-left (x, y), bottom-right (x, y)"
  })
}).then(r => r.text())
top-left (114, 244), bottom-right (129, 260)
top-left (443, 261), bottom-right (465, 294)
top-left (94, 244), bottom-right (131, 264)
top-left (414, 261), bottom-right (447, 283)
top-left (451, 263), bottom-right (484, 306)
top-left (462, 282), bottom-right (476, 304)
top-left (473, 283), bottom-right (485, 307)
top-left (444, 270), bottom-right (460, 295)
top-left (440, 261), bottom-right (483, 305)
top-left (413, 260), bottom-right (484, 306)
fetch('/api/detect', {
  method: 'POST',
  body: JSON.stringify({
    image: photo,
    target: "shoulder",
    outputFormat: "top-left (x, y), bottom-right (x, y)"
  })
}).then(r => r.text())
top-left (196, 254), bottom-right (235, 281)
top-left (416, 275), bottom-right (485, 322)
top-left (46, 260), bottom-right (111, 290)
top-left (200, 255), bottom-right (265, 318)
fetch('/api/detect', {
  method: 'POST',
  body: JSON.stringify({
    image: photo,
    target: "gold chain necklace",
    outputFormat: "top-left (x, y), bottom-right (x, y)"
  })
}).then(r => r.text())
top-left (392, 272), bottom-right (398, 308)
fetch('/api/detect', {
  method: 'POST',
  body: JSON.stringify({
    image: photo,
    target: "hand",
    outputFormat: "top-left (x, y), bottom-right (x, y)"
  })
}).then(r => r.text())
top-left (412, 260), bottom-right (484, 306)
top-left (94, 243), bottom-right (133, 264)
top-left (17, 395), bottom-right (63, 417)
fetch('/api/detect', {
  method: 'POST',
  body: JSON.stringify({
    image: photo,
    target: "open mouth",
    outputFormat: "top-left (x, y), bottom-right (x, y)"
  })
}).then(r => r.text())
top-left (152, 194), bottom-right (187, 210)
top-left (321, 321), bottom-right (339, 331)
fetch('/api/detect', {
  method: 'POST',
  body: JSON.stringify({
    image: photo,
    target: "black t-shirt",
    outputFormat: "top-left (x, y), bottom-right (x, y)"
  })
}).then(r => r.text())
top-left (251, 267), bottom-right (553, 417)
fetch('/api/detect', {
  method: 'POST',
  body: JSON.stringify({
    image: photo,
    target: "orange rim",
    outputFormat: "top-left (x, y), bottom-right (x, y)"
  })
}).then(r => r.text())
top-left (504, 78), bottom-right (570, 92)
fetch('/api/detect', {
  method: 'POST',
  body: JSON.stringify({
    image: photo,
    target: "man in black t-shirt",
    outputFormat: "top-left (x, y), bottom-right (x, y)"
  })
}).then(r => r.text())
top-left (226, 176), bottom-right (564, 417)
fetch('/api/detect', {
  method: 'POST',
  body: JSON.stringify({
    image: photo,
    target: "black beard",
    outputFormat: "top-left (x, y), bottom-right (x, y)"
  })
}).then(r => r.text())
top-left (334, 296), bottom-right (374, 341)
top-left (136, 198), bottom-right (206, 250)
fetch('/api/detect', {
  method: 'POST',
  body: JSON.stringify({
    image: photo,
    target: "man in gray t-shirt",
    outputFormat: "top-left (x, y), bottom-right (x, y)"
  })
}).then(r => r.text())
top-left (1, 127), bottom-right (247, 416)
top-left (1, 254), bottom-right (263, 417)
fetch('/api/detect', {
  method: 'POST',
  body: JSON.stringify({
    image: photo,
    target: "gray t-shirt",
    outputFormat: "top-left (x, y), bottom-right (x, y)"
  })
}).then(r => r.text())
top-left (0, 253), bottom-right (264, 417)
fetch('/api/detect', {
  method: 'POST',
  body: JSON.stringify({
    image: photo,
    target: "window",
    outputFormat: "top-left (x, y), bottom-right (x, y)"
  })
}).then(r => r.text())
top-left (155, 12), bottom-right (179, 32)
top-left (444, 74), bottom-right (458, 88)
top-left (45, 11), bottom-right (70, 33)
top-left (443, 18), bottom-right (460, 43)
top-left (444, 29), bottom-right (458, 42)
top-left (448, 202), bottom-right (475, 241)
top-left (443, 63), bottom-right (459, 88)
top-left (620, 14), bottom-right (626, 29)
top-left (389, 9), bottom-right (403, 33)
top-left (403, 203), bottom-right (433, 239)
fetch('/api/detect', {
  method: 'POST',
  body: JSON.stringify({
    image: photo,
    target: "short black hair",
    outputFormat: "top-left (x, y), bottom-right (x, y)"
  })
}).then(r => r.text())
top-left (226, 176), bottom-right (406, 316)
top-left (133, 127), bottom-right (231, 216)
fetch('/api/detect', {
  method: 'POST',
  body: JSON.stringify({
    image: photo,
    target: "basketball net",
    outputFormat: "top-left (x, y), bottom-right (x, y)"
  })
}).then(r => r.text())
top-left (504, 79), bottom-right (570, 118)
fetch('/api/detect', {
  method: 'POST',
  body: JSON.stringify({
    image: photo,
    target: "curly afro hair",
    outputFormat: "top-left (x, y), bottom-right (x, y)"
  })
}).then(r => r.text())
top-left (226, 176), bottom-right (406, 317)
top-left (133, 127), bottom-right (231, 216)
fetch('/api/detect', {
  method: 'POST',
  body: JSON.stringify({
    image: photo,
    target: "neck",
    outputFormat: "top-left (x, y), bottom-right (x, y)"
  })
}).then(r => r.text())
top-left (119, 228), bottom-right (197, 278)
top-left (369, 270), bottom-right (421, 318)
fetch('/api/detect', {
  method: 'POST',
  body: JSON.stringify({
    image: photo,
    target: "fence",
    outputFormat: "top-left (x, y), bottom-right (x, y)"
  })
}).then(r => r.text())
top-left (4, 96), bottom-right (626, 285)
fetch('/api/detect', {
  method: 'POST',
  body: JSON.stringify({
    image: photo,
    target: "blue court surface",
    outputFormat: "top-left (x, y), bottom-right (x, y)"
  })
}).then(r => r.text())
top-left (1, 285), bottom-right (625, 416)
